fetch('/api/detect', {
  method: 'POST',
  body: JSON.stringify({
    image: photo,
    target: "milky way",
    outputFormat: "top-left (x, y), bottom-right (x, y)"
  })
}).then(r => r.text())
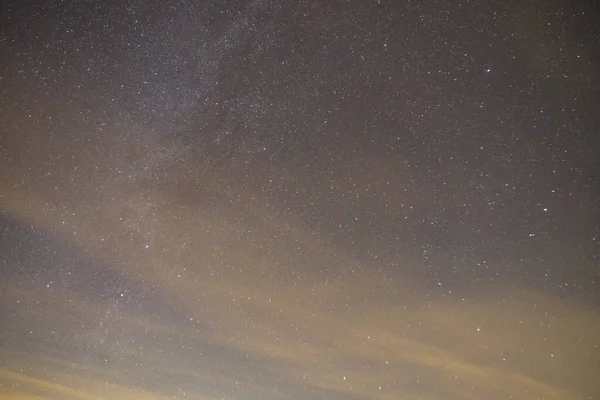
top-left (1, 1), bottom-right (599, 399)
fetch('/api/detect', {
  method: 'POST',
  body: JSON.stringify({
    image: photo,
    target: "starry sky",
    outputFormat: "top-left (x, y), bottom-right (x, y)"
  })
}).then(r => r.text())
top-left (1, 0), bottom-right (599, 399)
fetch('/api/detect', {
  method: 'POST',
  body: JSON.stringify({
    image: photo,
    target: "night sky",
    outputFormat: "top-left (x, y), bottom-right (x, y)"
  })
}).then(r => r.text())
top-left (1, 0), bottom-right (599, 399)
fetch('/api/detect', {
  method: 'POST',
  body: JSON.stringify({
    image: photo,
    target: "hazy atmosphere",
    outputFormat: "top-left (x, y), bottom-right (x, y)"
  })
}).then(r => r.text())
top-left (1, 1), bottom-right (599, 399)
